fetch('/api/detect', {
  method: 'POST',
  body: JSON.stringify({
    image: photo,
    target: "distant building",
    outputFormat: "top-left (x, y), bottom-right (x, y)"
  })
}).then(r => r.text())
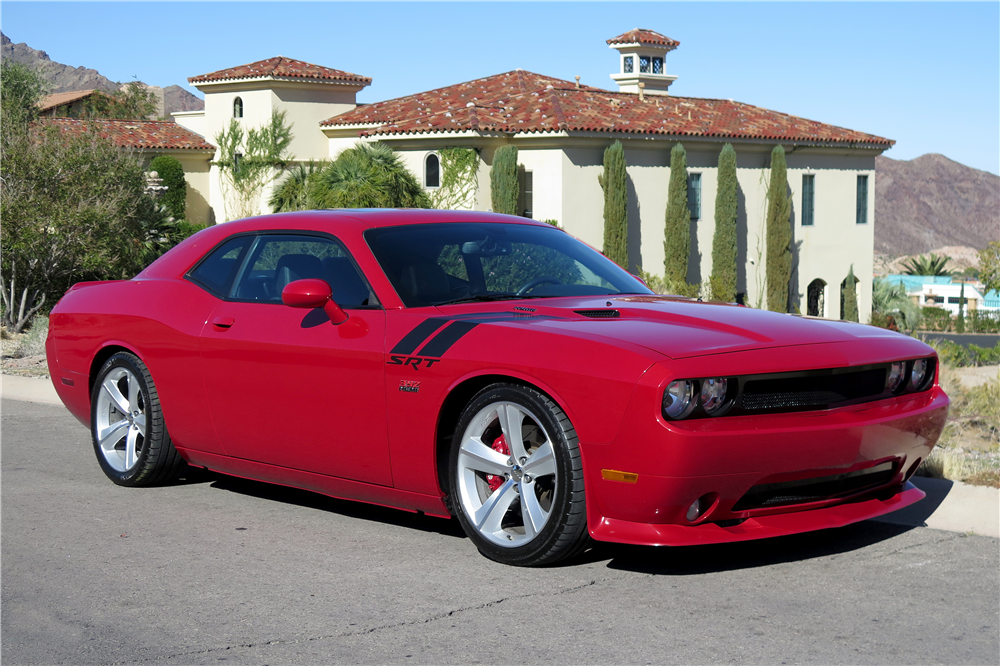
top-left (168, 30), bottom-right (897, 315)
top-left (885, 274), bottom-right (999, 313)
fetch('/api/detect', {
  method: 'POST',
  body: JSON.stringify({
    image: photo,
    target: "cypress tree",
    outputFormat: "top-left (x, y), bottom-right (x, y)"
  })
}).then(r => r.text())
top-left (710, 143), bottom-right (738, 302)
top-left (843, 266), bottom-right (859, 322)
top-left (149, 154), bottom-right (187, 220)
top-left (956, 282), bottom-right (966, 333)
top-left (663, 143), bottom-right (689, 289)
top-left (600, 141), bottom-right (628, 269)
top-left (490, 145), bottom-right (519, 216)
top-left (765, 145), bottom-right (792, 312)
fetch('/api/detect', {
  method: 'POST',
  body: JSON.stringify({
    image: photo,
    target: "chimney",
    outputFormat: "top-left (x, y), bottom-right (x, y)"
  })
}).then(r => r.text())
top-left (575, 75), bottom-right (580, 89)
top-left (638, 82), bottom-right (645, 102)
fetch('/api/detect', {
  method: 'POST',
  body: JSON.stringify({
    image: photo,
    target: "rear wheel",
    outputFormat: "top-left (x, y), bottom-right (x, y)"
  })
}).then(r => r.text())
top-left (449, 383), bottom-right (590, 566)
top-left (91, 352), bottom-right (184, 486)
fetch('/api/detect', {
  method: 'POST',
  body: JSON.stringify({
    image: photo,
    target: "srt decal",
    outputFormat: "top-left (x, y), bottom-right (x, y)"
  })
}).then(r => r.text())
top-left (388, 318), bottom-right (479, 370)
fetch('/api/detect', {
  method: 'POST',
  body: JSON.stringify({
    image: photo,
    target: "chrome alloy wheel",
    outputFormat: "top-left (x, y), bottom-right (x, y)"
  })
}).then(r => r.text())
top-left (456, 400), bottom-right (558, 547)
top-left (94, 367), bottom-right (147, 472)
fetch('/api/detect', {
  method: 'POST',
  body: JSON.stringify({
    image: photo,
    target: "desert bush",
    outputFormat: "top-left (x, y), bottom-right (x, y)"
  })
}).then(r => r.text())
top-left (920, 306), bottom-right (952, 332)
top-left (149, 155), bottom-right (186, 219)
top-left (14, 314), bottom-right (48, 357)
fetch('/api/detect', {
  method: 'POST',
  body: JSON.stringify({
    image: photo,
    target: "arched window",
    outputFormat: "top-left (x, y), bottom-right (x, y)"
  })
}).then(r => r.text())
top-left (807, 279), bottom-right (826, 317)
top-left (233, 97), bottom-right (243, 119)
top-left (425, 153), bottom-right (440, 188)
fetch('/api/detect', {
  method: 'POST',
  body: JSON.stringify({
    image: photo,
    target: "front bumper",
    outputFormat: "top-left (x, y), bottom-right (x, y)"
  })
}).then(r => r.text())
top-left (582, 354), bottom-right (949, 547)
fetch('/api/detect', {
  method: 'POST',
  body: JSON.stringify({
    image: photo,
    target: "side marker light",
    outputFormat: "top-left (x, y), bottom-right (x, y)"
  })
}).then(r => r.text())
top-left (601, 469), bottom-right (639, 484)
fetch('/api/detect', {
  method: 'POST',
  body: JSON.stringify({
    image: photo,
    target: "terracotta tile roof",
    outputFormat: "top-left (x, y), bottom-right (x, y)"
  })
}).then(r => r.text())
top-left (189, 56), bottom-right (371, 86)
top-left (41, 118), bottom-right (216, 151)
top-left (607, 29), bottom-right (680, 49)
top-left (321, 70), bottom-right (893, 147)
top-left (38, 89), bottom-right (101, 112)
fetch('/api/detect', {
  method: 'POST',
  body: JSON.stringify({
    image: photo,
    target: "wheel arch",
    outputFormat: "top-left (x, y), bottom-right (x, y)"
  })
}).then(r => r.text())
top-left (434, 372), bottom-right (574, 502)
top-left (88, 343), bottom-right (144, 399)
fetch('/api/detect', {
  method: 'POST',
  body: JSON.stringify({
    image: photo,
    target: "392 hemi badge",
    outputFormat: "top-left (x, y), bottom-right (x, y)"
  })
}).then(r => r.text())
top-left (399, 380), bottom-right (420, 393)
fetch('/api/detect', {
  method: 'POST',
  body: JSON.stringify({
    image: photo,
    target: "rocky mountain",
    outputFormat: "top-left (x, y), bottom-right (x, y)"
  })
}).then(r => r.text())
top-left (875, 154), bottom-right (999, 255)
top-left (1, 32), bottom-right (204, 115)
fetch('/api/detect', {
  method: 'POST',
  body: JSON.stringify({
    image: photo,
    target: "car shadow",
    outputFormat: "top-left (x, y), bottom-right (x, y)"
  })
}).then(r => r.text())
top-left (584, 520), bottom-right (917, 574)
top-left (205, 472), bottom-right (467, 539)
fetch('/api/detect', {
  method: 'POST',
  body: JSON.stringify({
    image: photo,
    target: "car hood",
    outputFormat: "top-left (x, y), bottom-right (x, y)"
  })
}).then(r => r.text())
top-left (437, 295), bottom-right (912, 360)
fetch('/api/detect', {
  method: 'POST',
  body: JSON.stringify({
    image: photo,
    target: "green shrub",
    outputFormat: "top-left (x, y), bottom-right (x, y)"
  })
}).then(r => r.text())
top-left (14, 314), bottom-right (48, 357)
top-left (600, 141), bottom-right (628, 269)
top-left (921, 306), bottom-right (952, 332)
top-left (149, 155), bottom-right (186, 219)
top-left (663, 143), bottom-right (689, 290)
top-left (969, 310), bottom-right (1000, 334)
top-left (765, 145), bottom-right (792, 312)
top-left (710, 143), bottom-right (738, 303)
top-left (490, 145), bottom-right (518, 216)
top-left (928, 338), bottom-right (1000, 367)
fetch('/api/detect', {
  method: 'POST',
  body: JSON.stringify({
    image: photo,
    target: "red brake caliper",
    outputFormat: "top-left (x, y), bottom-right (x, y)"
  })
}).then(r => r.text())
top-left (486, 434), bottom-right (509, 492)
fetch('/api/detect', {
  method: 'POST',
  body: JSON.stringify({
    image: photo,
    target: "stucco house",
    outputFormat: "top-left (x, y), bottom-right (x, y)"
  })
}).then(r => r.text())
top-left (173, 28), bottom-right (892, 317)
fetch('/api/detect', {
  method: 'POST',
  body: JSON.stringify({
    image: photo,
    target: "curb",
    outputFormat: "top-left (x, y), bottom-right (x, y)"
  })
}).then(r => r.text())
top-left (3, 374), bottom-right (997, 539)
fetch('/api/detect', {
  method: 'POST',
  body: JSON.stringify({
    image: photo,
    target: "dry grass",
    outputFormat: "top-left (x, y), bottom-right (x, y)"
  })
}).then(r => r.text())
top-left (917, 364), bottom-right (1000, 487)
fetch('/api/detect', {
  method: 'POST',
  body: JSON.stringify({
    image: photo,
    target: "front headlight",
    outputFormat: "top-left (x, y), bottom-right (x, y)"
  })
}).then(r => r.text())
top-left (885, 362), bottom-right (906, 394)
top-left (663, 380), bottom-right (696, 419)
top-left (699, 378), bottom-right (730, 415)
top-left (910, 358), bottom-right (930, 391)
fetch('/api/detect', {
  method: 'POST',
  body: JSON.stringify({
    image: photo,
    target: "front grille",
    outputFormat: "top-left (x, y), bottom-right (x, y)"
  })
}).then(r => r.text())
top-left (740, 368), bottom-right (886, 412)
top-left (575, 309), bottom-right (620, 319)
top-left (732, 461), bottom-right (898, 511)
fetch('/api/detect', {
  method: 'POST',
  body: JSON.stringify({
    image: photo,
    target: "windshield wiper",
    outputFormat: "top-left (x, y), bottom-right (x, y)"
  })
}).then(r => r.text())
top-left (435, 293), bottom-right (525, 306)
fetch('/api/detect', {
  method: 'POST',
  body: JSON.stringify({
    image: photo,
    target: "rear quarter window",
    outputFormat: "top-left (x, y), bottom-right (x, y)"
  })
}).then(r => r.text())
top-left (186, 236), bottom-right (252, 297)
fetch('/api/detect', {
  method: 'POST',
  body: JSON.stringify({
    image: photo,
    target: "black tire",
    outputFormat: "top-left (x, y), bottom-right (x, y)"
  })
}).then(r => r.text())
top-left (449, 383), bottom-right (590, 566)
top-left (90, 352), bottom-right (185, 486)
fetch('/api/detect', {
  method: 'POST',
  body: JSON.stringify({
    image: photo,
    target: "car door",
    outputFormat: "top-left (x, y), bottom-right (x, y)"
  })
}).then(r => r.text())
top-left (198, 233), bottom-right (391, 486)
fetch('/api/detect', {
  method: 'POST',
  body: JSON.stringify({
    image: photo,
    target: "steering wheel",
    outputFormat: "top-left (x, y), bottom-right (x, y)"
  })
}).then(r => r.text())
top-left (516, 276), bottom-right (562, 296)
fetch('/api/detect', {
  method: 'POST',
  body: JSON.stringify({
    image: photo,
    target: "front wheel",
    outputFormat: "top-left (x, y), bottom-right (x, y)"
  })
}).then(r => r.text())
top-left (449, 383), bottom-right (590, 566)
top-left (91, 352), bottom-right (185, 486)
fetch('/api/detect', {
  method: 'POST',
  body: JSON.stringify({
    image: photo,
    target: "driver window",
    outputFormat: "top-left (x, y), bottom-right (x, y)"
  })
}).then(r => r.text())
top-left (232, 235), bottom-right (376, 308)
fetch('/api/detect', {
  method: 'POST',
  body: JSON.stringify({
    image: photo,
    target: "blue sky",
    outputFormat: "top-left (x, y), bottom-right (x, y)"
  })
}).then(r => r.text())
top-left (2, 2), bottom-right (998, 174)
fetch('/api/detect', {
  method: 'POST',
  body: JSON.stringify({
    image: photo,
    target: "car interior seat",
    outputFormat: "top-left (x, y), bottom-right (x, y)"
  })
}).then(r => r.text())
top-left (272, 254), bottom-right (325, 301)
top-left (399, 263), bottom-right (454, 306)
top-left (323, 257), bottom-right (373, 307)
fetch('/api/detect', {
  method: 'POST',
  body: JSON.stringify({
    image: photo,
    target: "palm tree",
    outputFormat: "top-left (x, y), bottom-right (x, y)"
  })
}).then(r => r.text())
top-left (901, 252), bottom-right (951, 276)
top-left (307, 142), bottom-right (431, 209)
top-left (269, 161), bottom-right (321, 213)
top-left (871, 277), bottom-right (922, 332)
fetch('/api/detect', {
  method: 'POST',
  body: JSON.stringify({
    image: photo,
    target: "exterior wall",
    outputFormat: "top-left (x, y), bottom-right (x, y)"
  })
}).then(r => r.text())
top-left (194, 81), bottom-right (362, 221)
top-left (322, 130), bottom-right (883, 320)
top-left (172, 110), bottom-right (207, 138)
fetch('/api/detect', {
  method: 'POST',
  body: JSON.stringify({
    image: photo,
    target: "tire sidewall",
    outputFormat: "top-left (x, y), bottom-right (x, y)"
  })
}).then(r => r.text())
top-left (449, 383), bottom-right (583, 566)
top-left (91, 352), bottom-right (156, 486)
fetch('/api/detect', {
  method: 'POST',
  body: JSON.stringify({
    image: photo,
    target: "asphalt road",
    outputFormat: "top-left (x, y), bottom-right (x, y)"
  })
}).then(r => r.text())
top-left (919, 332), bottom-right (1000, 349)
top-left (3, 399), bottom-right (998, 666)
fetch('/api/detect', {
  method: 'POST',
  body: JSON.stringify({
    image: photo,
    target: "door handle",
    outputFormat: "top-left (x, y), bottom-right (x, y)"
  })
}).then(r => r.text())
top-left (211, 316), bottom-right (235, 330)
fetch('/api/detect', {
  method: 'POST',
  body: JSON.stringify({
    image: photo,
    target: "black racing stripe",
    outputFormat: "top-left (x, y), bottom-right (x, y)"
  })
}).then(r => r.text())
top-left (417, 321), bottom-right (479, 358)
top-left (391, 318), bottom-right (449, 355)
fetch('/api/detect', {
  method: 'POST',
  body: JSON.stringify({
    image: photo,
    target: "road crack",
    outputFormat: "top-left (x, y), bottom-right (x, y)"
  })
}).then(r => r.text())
top-left (118, 579), bottom-right (601, 664)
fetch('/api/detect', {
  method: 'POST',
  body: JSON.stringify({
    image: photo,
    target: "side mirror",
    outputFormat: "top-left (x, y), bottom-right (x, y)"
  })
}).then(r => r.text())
top-left (281, 279), bottom-right (348, 325)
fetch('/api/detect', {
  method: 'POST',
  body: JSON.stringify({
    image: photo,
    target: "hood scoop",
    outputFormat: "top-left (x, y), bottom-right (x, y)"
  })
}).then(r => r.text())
top-left (575, 309), bottom-right (621, 319)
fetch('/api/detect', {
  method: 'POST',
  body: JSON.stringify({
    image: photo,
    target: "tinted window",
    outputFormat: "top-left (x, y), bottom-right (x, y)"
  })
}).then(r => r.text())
top-left (366, 223), bottom-right (653, 307)
top-left (231, 235), bottom-right (375, 308)
top-left (187, 236), bottom-right (252, 297)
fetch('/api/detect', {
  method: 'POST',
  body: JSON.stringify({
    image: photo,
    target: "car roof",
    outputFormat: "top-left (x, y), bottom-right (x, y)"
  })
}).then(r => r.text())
top-left (138, 209), bottom-right (557, 280)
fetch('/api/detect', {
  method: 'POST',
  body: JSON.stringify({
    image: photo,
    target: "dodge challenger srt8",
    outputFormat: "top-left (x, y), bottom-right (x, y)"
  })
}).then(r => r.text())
top-left (46, 209), bottom-right (949, 566)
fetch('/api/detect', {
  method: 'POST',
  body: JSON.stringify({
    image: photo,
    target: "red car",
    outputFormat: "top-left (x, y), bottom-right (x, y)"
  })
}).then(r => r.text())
top-left (46, 210), bottom-right (949, 566)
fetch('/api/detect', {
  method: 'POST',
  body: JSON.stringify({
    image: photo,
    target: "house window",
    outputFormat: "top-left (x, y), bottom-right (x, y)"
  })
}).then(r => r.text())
top-left (687, 173), bottom-right (701, 220)
top-left (623, 56), bottom-right (634, 73)
top-left (519, 169), bottom-right (533, 219)
top-left (639, 55), bottom-right (651, 73)
top-left (652, 57), bottom-right (664, 74)
top-left (425, 153), bottom-right (440, 188)
top-left (807, 278), bottom-right (826, 316)
top-left (856, 175), bottom-right (868, 224)
top-left (233, 97), bottom-right (243, 119)
top-left (802, 175), bottom-right (815, 226)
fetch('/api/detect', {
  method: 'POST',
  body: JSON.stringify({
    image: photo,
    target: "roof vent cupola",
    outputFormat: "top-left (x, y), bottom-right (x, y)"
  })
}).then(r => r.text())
top-left (607, 29), bottom-right (679, 96)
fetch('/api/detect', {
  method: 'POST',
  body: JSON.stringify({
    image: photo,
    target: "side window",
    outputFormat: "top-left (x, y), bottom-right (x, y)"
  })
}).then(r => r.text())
top-left (186, 236), bottom-right (252, 297)
top-left (233, 97), bottom-right (243, 119)
top-left (232, 235), bottom-right (376, 308)
top-left (425, 153), bottom-right (440, 188)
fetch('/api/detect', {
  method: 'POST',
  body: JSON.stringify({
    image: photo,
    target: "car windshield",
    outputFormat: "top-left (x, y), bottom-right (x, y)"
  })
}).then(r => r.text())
top-left (365, 222), bottom-right (653, 307)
